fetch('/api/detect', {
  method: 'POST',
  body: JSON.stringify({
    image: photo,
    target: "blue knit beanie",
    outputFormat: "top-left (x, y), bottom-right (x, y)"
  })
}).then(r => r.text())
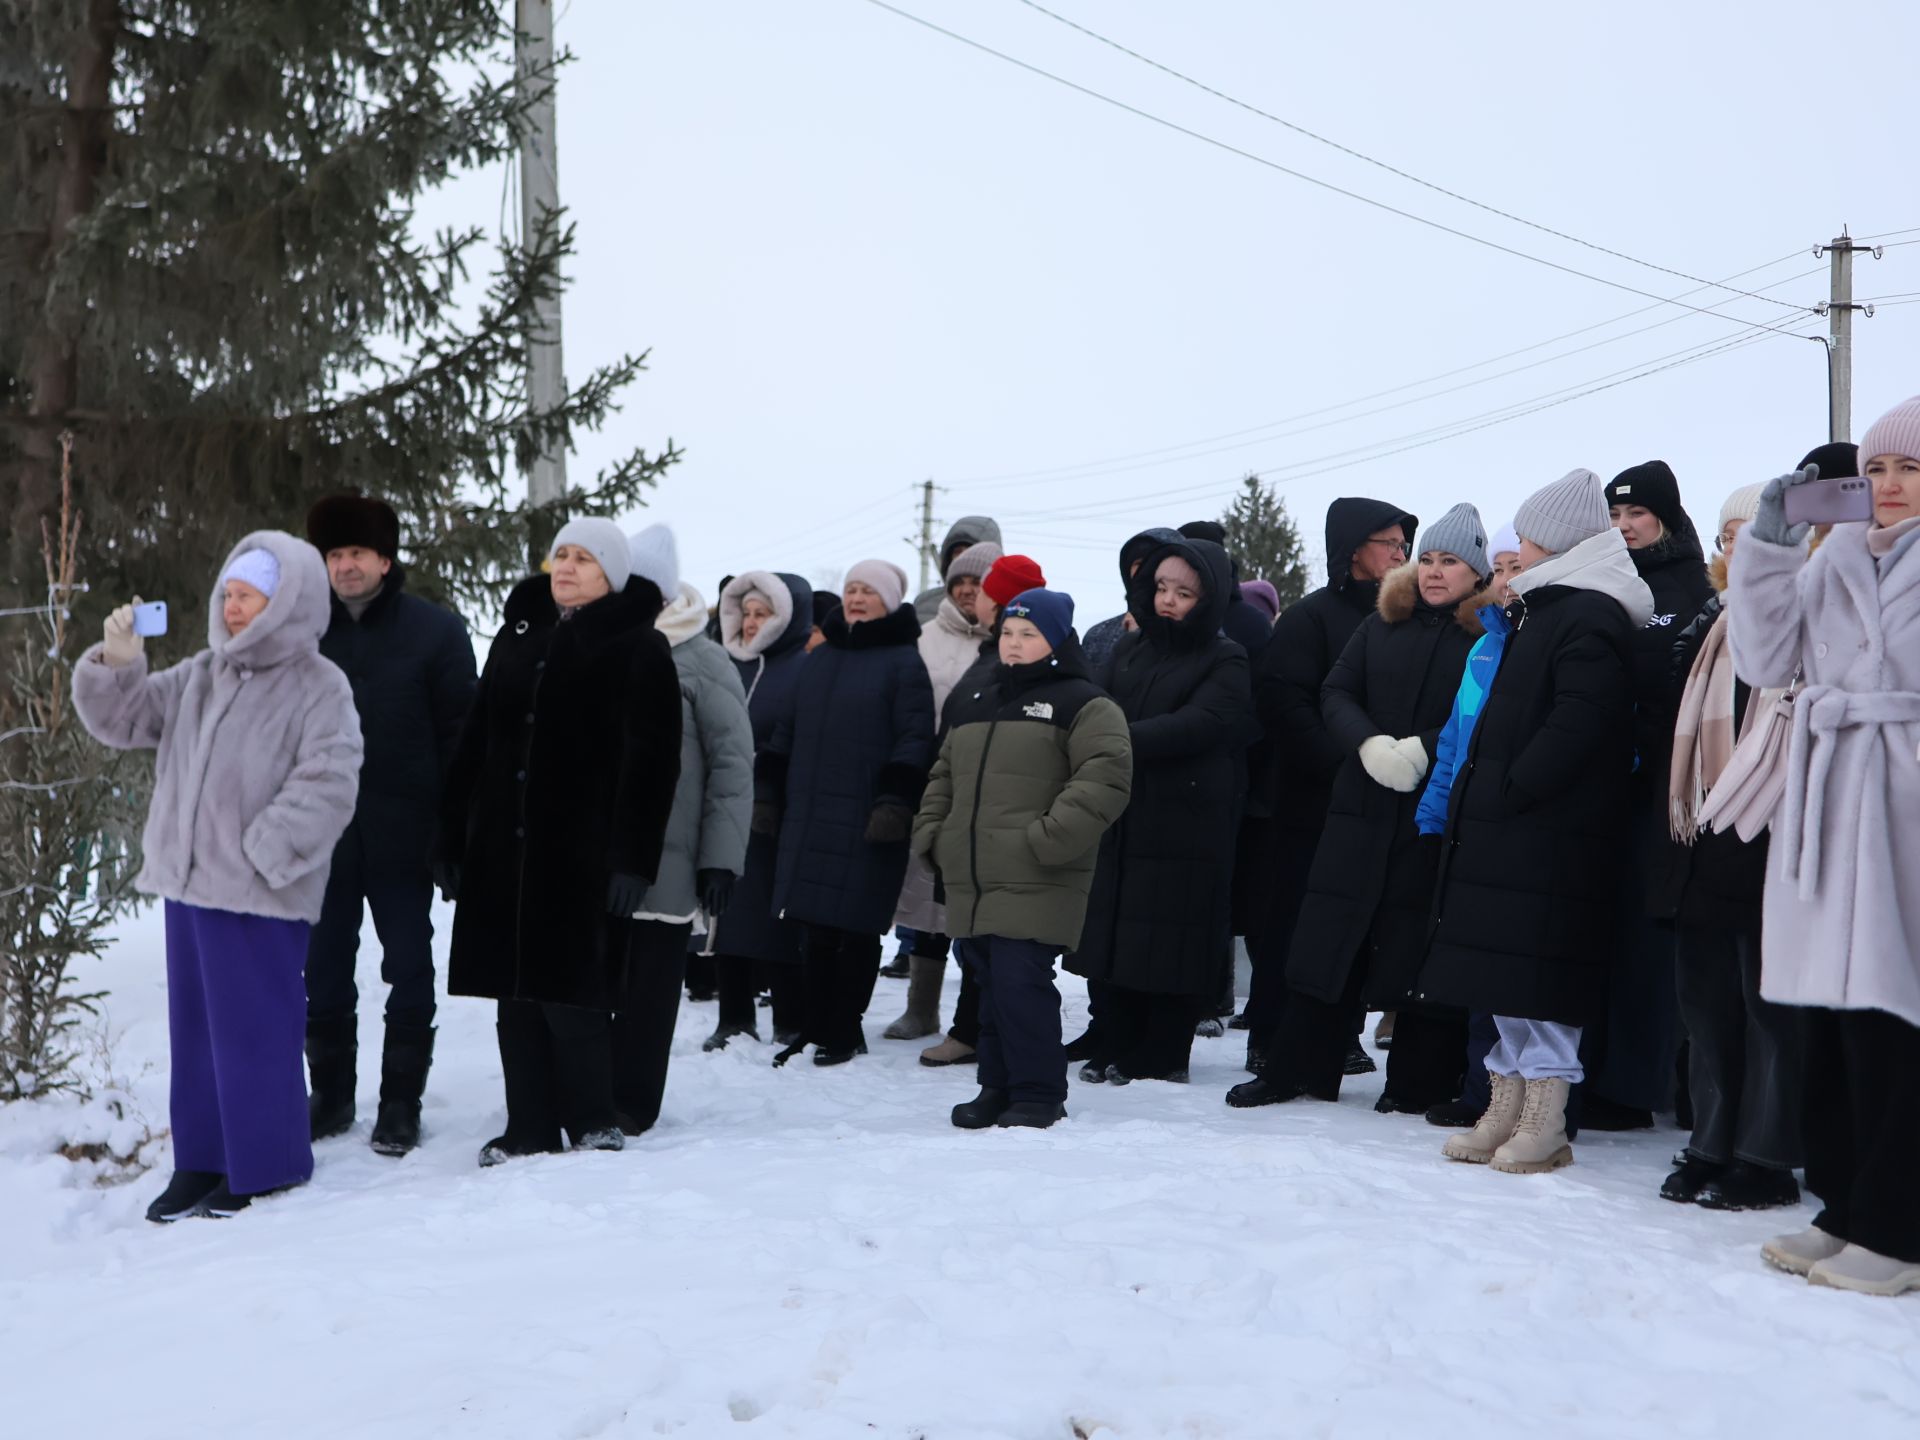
top-left (1003, 588), bottom-right (1073, 650)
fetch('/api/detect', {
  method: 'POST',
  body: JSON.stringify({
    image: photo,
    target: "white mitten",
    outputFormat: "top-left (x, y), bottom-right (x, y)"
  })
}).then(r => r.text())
top-left (1359, 734), bottom-right (1422, 792)
top-left (101, 599), bottom-right (144, 668)
top-left (1390, 735), bottom-right (1430, 784)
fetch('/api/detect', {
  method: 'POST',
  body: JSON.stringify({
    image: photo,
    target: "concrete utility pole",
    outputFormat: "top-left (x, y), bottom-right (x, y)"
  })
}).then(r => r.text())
top-left (517, 0), bottom-right (568, 552)
top-left (916, 478), bottom-right (938, 593)
top-left (1816, 229), bottom-right (1881, 444)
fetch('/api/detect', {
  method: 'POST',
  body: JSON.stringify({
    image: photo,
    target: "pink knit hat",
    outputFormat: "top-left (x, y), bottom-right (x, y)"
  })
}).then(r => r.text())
top-left (1859, 395), bottom-right (1920, 465)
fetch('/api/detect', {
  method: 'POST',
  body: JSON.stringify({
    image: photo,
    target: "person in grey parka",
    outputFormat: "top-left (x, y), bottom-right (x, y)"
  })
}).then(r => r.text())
top-left (72, 531), bottom-right (362, 1222)
top-left (1731, 397), bottom-right (1920, 1297)
top-left (611, 526), bottom-right (754, 1133)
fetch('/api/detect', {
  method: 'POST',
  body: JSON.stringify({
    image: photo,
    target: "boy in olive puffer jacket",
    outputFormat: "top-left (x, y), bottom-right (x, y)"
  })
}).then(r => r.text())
top-left (912, 590), bottom-right (1133, 1129)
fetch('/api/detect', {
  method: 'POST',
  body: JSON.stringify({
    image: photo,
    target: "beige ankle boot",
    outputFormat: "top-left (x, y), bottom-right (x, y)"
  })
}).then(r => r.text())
top-left (883, 957), bottom-right (945, 1040)
top-left (1490, 1077), bottom-right (1574, 1173)
top-left (1442, 1072), bottom-right (1525, 1164)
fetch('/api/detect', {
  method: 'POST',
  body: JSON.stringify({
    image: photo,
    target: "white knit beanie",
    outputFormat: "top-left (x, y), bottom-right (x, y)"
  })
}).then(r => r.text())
top-left (626, 523), bottom-right (680, 598)
top-left (845, 558), bottom-right (908, 614)
top-left (1718, 483), bottom-right (1765, 532)
top-left (1490, 522), bottom-right (1521, 560)
top-left (1859, 395), bottom-right (1920, 465)
top-left (1514, 468), bottom-right (1610, 554)
top-left (548, 517), bottom-right (632, 593)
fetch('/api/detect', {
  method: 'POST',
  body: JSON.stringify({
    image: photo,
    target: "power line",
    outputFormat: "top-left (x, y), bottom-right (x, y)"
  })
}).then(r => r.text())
top-left (963, 265), bottom-right (1826, 492)
top-left (977, 321), bottom-right (1824, 526)
top-left (951, 249), bottom-right (1818, 488)
top-left (1013, 0), bottom-right (1803, 312)
top-left (859, 0), bottom-right (1818, 340)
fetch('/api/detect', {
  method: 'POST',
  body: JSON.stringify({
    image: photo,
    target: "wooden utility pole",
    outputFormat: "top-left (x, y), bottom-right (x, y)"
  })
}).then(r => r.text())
top-left (916, 478), bottom-right (938, 593)
top-left (1817, 229), bottom-right (1880, 443)
top-left (517, 0), bottom-right (568, 557)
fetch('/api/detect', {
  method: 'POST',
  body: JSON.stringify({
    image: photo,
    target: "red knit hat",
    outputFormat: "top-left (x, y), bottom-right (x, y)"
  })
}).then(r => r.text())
top-left (982, 553), bottom-right (1046, 606)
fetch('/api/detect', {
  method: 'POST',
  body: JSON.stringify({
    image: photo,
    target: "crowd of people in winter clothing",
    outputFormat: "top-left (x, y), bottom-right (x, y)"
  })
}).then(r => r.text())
top-left (72, 394), bottom-right (1920, 1299)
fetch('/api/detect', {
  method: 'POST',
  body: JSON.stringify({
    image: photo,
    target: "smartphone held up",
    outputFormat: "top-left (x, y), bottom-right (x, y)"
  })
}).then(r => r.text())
top-left (131, 601), bottom-right (169, 638)
top-left (1783, 474), bottom-right (1873, 528)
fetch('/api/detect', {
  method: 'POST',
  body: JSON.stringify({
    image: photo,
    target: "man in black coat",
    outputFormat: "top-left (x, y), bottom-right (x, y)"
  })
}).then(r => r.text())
top-left (1238, 497), bottom-right (1416, 1068)
top-left (304, 494), bottom-right (478, 1156)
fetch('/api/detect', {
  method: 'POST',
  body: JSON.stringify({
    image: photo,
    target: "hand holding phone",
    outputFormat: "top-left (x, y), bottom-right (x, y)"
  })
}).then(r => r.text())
top-left (1782, 474), bottom-right (1873, 527)
top-left (132, 600), bottom-right (169, 637)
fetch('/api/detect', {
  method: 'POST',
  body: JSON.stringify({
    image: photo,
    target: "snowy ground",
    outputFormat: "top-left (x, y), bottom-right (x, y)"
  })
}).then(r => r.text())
top-left (4, 905), bottom-right (1918, 1440)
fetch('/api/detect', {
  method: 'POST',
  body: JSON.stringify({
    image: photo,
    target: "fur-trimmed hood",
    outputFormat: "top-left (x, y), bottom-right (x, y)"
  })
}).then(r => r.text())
top-left (1375, 562), bottom-right (1487, 636)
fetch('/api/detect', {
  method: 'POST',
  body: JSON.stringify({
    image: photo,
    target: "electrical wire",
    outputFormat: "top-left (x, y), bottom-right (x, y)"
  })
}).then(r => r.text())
top-left (949, 249), bottom-right (1818, 487)
top-left (1013, 0), bottom-right (1802, 312)
top-left (975, 322), bottom-right (1824, 526)
top-left (858, 0), bottom-right (1818, 341)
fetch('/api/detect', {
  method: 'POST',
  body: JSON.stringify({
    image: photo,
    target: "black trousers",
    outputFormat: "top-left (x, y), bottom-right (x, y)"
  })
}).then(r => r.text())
top-left (1270, 960), bottom-right (1366, 1100)
top-left (1802, 1007), bottom-right (1920, 1263)
top-left (1384, 1007), bottom-right (1469, 1109)
top-left (611, 920), bottom-right (693, 1135)
top-left (802, 925), bottom-right (882, 1053)
top-left (306, 827), bottom-right (436, 1027)
top-left (1086, 980), bottom-right (1201, 1078)
top-left (496, 999), bottom-right (615, 1150)
top-left (1461, 1011), bottom-right (1499, 1109)
top-left (1676, 927), bottom-right (1803, 1168)
top-left (960, 936), bottom-right (1067, 1104)
top-left (948, 953), bottom-right (982, 1047)
top-left (714, 954), bottom-right (802, 1035)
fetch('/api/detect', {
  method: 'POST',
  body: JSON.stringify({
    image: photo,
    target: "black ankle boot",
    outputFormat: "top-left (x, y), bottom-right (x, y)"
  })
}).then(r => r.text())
top-left (1696, 1161), bottom-right (1800, 1212)
top-left (146, 1170), bottom-right (222, 1224)
top-left (951, 1087), bottom-right (1012, 1129)
top-left (995, 1100), bottom-right (1066, 1129)
top-left (305, 1015), bottom-right (358, 1140)
top-left (369, 1021), bottom-right (435, 1157)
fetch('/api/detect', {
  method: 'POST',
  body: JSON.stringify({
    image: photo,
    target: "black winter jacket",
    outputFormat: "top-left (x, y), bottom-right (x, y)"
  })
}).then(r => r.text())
top-left (1068, 538), bottom-right (1254, 997)
top-left (1417, 543), bottom-right (1645, 1026)
top-left (438, 577), bottom-right (683, 1008)
top-left (1648, 587), bottom-right (1769, 931)
top-left (1238, 499), bottom-right (1415, 939)
top-left (768, 603), bottom-right (935, 934)
top-left (318, 566), bottom-right (476, 867)
top-left (1287, 567), bottom-right (1484, 1006)
top-left (1626, 537), bottom-right (1713, 781)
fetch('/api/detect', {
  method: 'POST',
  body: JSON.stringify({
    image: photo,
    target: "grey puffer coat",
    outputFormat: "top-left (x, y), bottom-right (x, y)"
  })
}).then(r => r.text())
top-left (72, 530), bottom-right (363, 923)
top-left (639, 582), bottom-right (755, 922)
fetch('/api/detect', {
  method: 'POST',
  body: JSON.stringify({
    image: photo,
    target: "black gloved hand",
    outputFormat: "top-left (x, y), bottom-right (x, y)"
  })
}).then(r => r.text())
top-left (751, 800), bottom-right (783, 837)
top-left (430, 860), bottom-right (461, 904)
top-left (864, 799), bottom-right (914, 845)
top-left (697, 868), bottom-right (736, 918)
top-left (606, 871), bottom-right (651, 917)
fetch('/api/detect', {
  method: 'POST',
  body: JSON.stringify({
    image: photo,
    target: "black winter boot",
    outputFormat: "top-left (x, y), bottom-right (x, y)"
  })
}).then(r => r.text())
top-left (305, 1015), bottom-right (358, 1140)
top-left (369, 1021), bottom-right (435, 1157)
top-left (1659, 1154), bottom-right (1725, 1203)
top-left (1343, 1040), bottom-right (1377, 1076)
top-left (1696, 1161), bottom-right (1801, 1212)
top-left (1424, 1096), bottom-right (1482, 1128)
top-left (952, 1087), bottom-right (1011, 1129)
top-left (996, 1100), bottom-right (1066, 1129)
top-left (145, 1170), bottom-right (222, 1224)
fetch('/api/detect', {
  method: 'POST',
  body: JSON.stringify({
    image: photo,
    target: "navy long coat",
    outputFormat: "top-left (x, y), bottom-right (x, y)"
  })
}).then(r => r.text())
top-left (768, 602), bottom-right (934, 934)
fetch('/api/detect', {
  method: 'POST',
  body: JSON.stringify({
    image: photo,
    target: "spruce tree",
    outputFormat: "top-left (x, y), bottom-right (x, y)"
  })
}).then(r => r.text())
top-left (0, 0), bottom-right (676, 630)
top-left (0, 3), bottom-right (676, 1093)
top-left (1218, 473), bottom-right (1310, 607)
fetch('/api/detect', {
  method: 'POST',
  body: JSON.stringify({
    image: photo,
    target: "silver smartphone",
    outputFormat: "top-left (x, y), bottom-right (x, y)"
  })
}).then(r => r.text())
top-left (1783, 475), bottom-right (1873, 527)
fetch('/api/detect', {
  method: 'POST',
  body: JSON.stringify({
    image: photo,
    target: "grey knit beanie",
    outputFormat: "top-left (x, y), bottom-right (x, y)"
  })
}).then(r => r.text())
top-left (1859, 395), bottom-right (1920, 465)
top-left (1514, 468), bottom-right (1610, 554)
top-left (625, 523), bottom-right (680, 599)
top-left (1417, 503), bottom-right (1491, 578)
top-left (944, 541), bottom-right (1004, 586)
top-left (548, 516), bottom-right (632, 592)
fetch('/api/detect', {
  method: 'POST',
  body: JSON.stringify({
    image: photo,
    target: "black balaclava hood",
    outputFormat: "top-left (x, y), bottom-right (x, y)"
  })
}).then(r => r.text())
top-left (1116, 526), bottom-right (1184, 589)
top-left (1126, 537), bottom-right (1234, 652)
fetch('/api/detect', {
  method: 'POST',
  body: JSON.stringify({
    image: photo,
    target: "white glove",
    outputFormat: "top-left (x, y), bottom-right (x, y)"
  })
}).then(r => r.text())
top-left (1358, 734), bottom-right (1423, 793)
top-left (100, 598), bottom-right (144, 668)
top-left (1390, 735), bottom-right (1430, 784)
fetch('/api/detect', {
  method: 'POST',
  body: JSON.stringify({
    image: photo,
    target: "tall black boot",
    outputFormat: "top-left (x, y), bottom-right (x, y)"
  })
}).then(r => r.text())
top-left (306, 1014), bottom-right (358, 1140)
top-left (370, 1019), bottom-right (435, 1157)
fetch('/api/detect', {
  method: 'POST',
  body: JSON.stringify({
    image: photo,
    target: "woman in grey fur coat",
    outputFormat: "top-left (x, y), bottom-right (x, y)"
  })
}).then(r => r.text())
top-left (73, 531), bottom-right (363, 1222)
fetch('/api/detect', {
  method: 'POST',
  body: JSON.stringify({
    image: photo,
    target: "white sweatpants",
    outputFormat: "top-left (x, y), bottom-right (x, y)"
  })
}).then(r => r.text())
top-left (1486, 1016), bottom-right (1584, 1082)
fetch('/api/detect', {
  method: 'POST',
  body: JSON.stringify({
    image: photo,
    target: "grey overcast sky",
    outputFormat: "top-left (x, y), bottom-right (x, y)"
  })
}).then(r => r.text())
top-left (420, 0), bottom-right (1920, 614)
